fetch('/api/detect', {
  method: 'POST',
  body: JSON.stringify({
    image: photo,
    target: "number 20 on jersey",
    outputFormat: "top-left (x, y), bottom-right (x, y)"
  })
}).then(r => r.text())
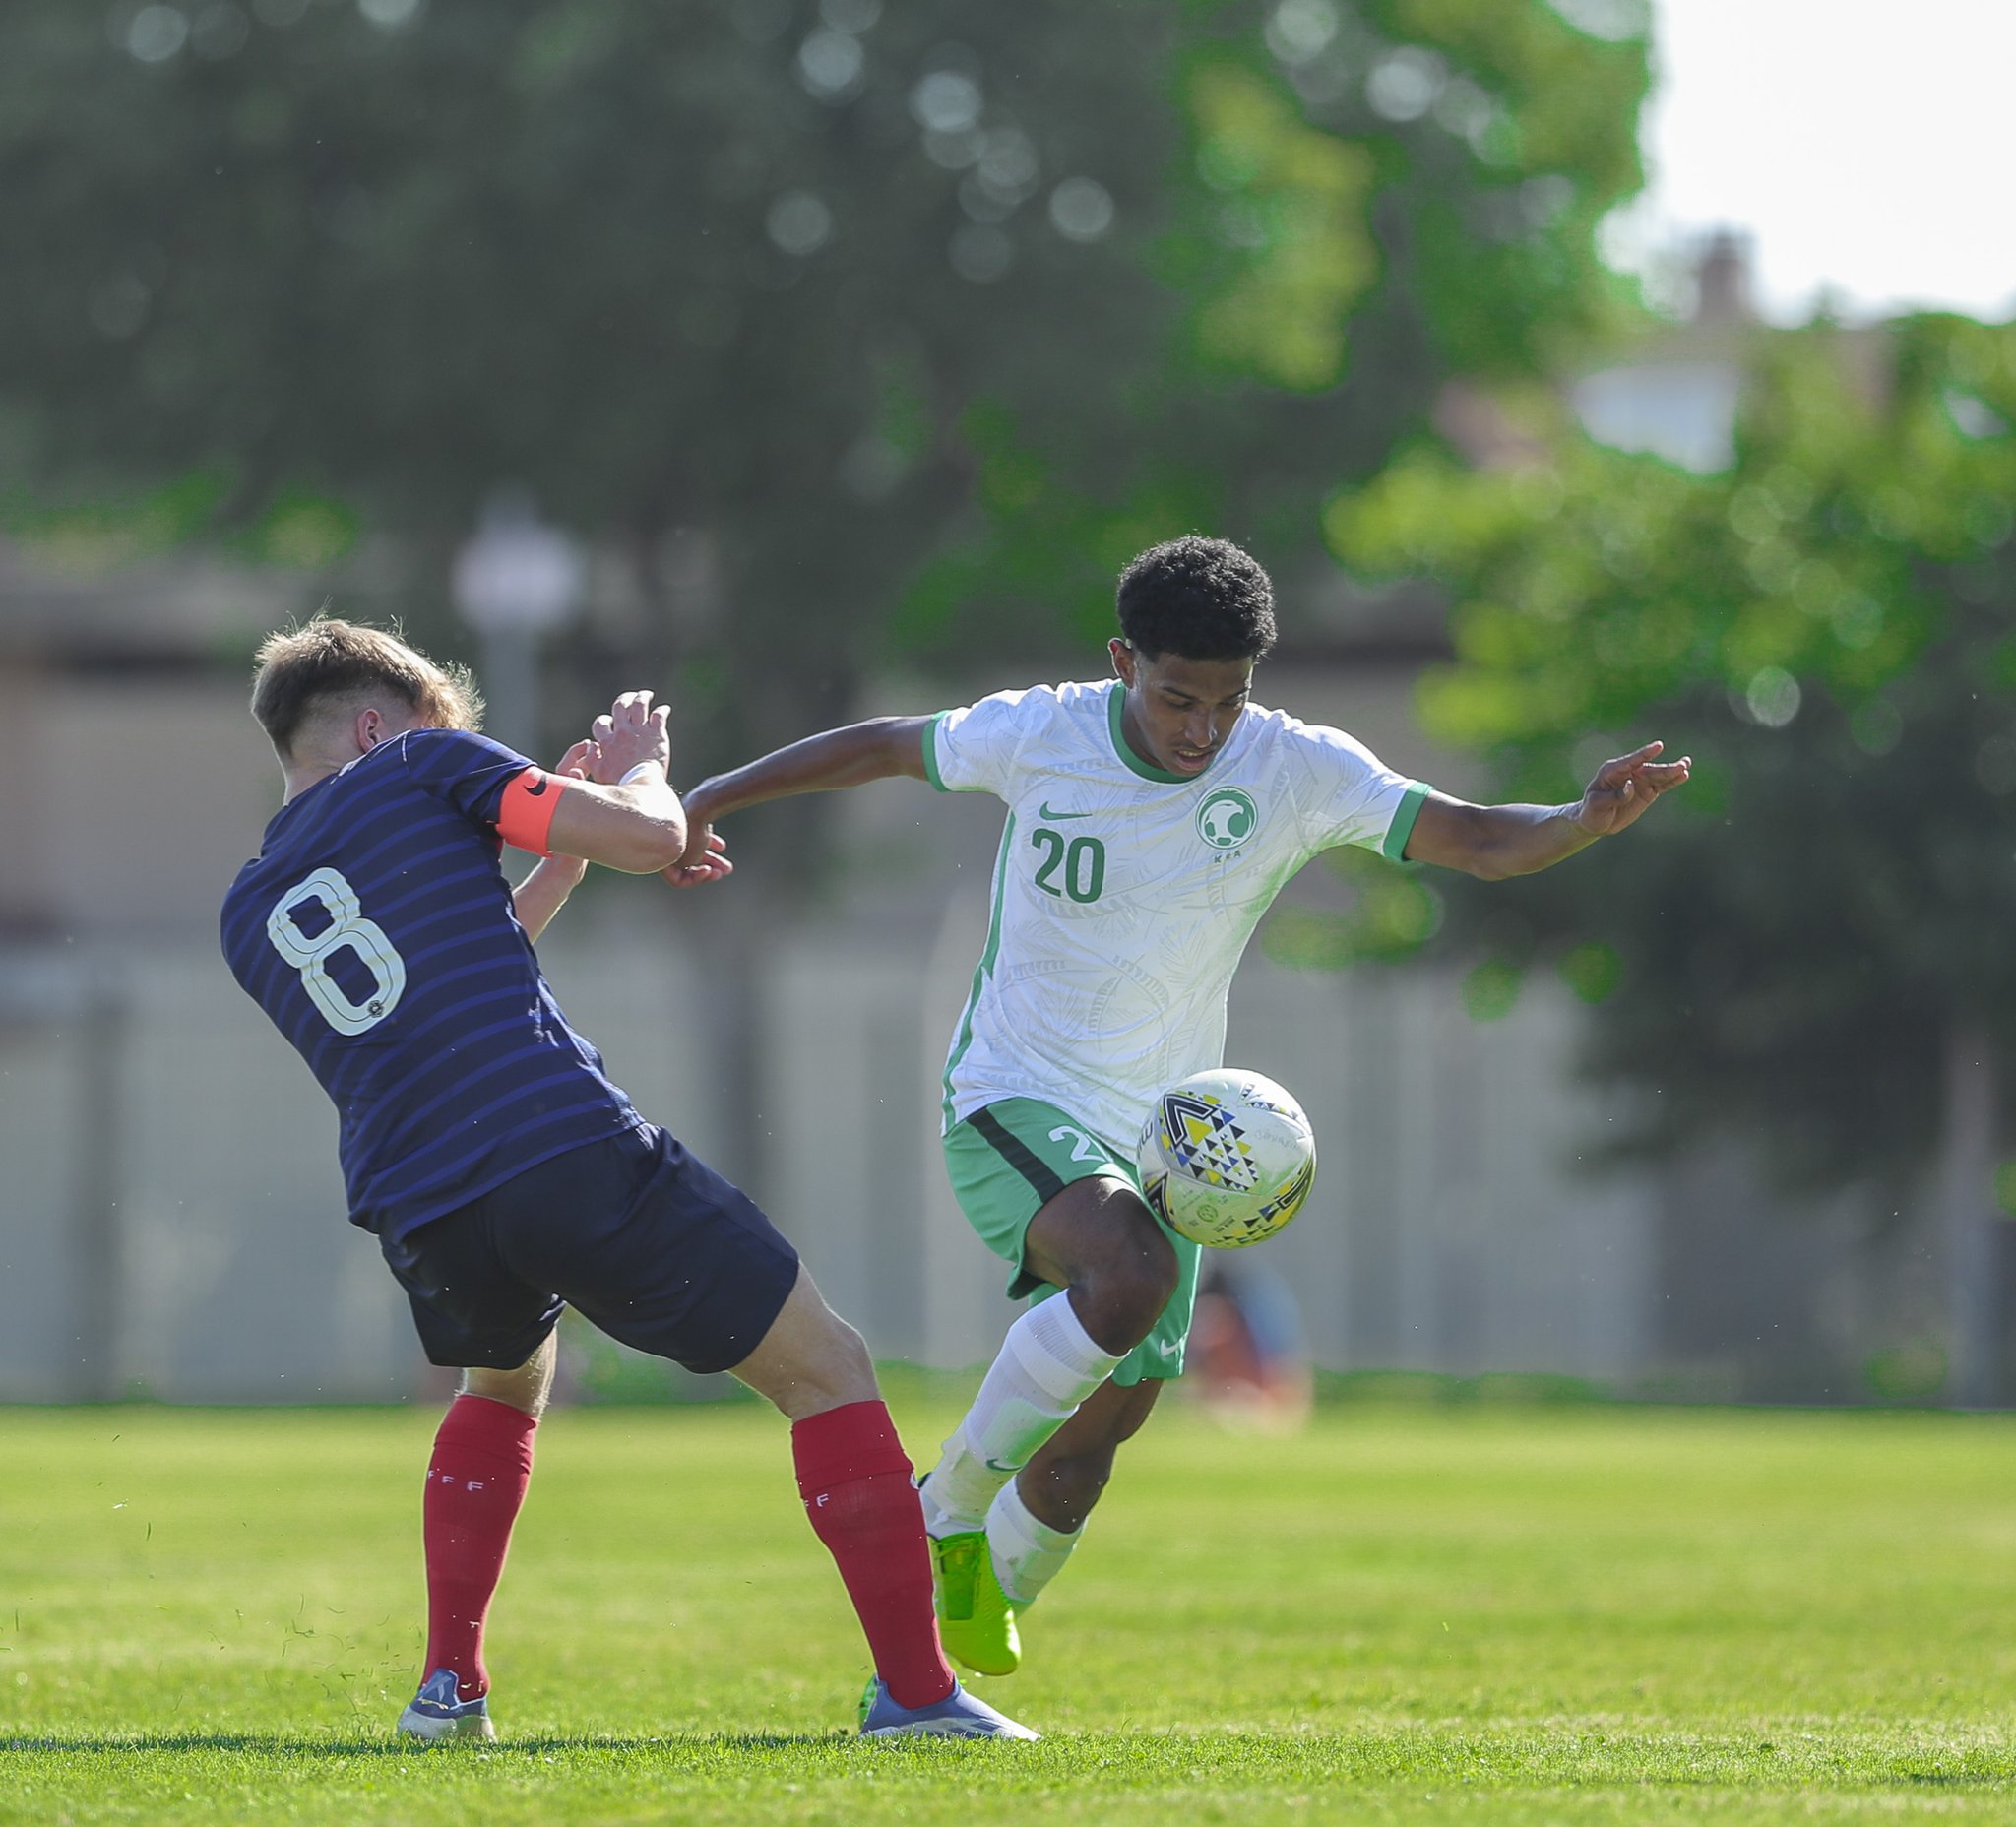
top-left (1030, 828), bottom-right (1105, 903)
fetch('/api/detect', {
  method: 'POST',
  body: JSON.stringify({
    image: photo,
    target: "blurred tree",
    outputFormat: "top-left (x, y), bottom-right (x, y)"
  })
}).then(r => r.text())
top-left (0, 0), bottom-right (1657, 1198)
top-left (0, 0), bottom-right (1647, 800)
top-left (1331, 312), bottom-right (2016, 1395)
top-left (907, 0), bottom-right (1651, 651)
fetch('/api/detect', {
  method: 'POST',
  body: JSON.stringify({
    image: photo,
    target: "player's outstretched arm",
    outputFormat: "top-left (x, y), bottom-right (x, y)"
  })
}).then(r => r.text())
top-left (1402, 741), bottom-right (1691, 880)
top-left (663, 716), bottom-right (933, 878)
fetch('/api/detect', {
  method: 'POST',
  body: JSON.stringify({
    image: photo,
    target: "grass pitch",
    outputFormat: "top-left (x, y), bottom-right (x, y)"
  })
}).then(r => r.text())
top-left (3, 1395), bottom-right (2013, 1824)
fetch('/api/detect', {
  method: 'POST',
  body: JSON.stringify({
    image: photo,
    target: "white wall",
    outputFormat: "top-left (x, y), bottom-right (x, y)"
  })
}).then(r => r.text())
top-left (0, 925), bottom-right (1655, 1403)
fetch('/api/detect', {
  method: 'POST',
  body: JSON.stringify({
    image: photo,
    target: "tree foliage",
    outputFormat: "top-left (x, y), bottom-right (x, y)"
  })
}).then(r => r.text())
top-left (1333, 312), bottom-right (2016, 1186)
top-left (1, 0), bottom-right (1645, 797)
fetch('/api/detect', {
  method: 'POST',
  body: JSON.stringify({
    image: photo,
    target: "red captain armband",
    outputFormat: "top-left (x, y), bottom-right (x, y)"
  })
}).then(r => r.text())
top-left (496, 767), bottom-right (569, 856)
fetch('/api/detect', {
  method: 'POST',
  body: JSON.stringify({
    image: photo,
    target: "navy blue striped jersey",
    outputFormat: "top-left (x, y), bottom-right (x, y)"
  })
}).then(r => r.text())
top-left (220, 727), bottom-right (641, 1240)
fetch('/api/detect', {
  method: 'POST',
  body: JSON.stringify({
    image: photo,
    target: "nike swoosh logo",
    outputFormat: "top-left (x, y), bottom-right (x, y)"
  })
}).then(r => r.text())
top-left (1037, 802), bottom-right (1097, 820)
top-left (525, 777), bottom-right (550, 797)
top-left (983, 1457), bottom-right (1020, 1473)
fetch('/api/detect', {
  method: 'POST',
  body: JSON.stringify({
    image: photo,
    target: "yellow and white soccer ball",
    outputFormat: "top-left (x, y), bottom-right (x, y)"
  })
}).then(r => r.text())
top-left (1135, 1067), bottom-right (1317, 1249)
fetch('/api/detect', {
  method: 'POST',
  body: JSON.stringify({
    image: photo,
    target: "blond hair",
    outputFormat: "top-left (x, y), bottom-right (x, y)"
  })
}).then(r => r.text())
top-left (250, 618), bottom-right (483, 757)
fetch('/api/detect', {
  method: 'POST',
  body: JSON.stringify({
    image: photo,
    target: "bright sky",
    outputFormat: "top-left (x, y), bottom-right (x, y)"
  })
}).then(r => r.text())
top-left (1605, 0), bottom-right (2016, 325)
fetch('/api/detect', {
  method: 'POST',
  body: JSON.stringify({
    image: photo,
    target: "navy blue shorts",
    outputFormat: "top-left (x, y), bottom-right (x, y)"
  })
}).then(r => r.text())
top-left (379, 1124), bottom-right (799, 1375)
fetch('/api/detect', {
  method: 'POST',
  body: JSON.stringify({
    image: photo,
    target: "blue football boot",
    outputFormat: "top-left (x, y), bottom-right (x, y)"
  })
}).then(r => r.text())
top-left (397, 1669), bottom-right (496, 1742)
top-left (857, 1675), bottom-right (1040, 1740)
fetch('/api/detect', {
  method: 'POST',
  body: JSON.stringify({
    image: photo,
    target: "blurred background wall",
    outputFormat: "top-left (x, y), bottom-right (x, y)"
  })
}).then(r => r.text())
top-left (2, 0), bottom-right (2011, 1406)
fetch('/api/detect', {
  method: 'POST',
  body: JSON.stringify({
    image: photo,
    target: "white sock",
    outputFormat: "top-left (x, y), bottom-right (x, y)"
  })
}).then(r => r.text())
top-left (919, 1296), bottom-right (1121, 1537)
top-left (987, 1475), bottom-right (1083, 1606)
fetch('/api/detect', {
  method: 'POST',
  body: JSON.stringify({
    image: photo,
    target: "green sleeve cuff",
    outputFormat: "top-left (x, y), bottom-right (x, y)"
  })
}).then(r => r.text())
top-left (1381, 782), bottom-right (1432, 863)
top-left (920, 710), bottom-right (951, 792)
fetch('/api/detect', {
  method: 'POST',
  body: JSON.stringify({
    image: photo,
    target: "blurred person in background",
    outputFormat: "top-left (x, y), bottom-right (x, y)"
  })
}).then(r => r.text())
top-left (1187, 1259), bottom-right (1314, 1433)
top-left (220, 620), bottom-right (1035, 1742)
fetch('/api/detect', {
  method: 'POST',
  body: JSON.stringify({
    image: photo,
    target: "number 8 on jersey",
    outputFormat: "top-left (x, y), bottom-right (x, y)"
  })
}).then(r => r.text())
top-left (266, 866), bottom-right (408, 1036)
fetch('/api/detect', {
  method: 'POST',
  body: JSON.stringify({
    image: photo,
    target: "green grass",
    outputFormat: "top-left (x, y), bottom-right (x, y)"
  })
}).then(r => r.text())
top-left (4, 1398), bottom-right (2014, 1823)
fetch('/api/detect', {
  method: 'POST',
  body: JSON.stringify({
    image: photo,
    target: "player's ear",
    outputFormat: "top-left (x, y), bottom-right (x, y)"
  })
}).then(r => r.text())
top-left (1109, 638), bottom-right (1136, 685)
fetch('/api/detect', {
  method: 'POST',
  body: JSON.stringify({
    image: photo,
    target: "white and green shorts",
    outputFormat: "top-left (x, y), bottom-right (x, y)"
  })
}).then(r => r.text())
top-left (941, 1095), bottom-right (1201, 1386)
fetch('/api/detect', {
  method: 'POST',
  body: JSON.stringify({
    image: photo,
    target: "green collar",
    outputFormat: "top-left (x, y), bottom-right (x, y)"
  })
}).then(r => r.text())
top-left (1106, 681), bottom-right (1194, 785)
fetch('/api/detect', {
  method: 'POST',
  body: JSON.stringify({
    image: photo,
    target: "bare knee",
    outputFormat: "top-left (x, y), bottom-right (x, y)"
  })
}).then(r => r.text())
top-left (775, 1311), bottom-right (877, 1423)
top-left (1071, 1221), bottom-right (1179, 1355)
top-left (1028, 1179), bottom-right (1181, 1355)
top-left (463, 1332), bottom-right (557, 1418)
top-left (728, 1270), bottom-right (880, 1422)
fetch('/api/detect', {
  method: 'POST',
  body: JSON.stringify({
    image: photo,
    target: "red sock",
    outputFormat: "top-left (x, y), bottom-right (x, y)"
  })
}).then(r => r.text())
top-left (421, 1394), bottom-right (537, 1700)
top-left (792, 1400), bottom-right (956, 1709)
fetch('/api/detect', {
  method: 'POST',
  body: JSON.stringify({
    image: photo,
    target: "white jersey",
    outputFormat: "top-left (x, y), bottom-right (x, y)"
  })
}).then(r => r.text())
top-left (926, 678), bottom-right (1429, 1150)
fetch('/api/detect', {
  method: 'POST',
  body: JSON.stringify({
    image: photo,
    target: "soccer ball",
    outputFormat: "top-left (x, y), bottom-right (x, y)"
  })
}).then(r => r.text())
top-left (1135, 1068), bottom-right (1317, 1250)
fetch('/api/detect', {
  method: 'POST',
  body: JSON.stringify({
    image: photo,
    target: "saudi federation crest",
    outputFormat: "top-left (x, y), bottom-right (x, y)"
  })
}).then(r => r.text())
top-left (1194, 786), bottom-right (1260, 851)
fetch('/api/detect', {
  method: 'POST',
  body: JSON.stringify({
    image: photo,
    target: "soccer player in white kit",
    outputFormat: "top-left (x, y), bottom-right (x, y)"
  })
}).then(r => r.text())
top-left (671, 537), bottom-right (1689, 1679)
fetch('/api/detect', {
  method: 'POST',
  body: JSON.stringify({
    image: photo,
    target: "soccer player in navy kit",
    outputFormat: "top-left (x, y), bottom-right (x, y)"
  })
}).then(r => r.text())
top-left (221, 619), bottom-right (1032, 1742)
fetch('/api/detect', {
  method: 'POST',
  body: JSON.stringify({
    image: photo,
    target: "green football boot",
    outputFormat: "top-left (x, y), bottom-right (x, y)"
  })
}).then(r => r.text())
top-left (929, 1530), bottom-right (1022, 1677)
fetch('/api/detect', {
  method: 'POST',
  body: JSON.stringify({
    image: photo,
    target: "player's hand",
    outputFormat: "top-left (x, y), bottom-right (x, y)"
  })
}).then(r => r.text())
top-left (590, 690), bottom-right (672, 786)
top-left (661, 780), bottom-right (726, 887)
top-left (661, 829), bottom-right (733, 890)
top-left (1573, 741), bottom-right (1691, 838)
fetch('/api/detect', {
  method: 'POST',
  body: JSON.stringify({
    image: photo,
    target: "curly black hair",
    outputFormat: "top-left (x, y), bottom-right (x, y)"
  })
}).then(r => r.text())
top-left (1114, 536), bottom-right (1278, 662)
